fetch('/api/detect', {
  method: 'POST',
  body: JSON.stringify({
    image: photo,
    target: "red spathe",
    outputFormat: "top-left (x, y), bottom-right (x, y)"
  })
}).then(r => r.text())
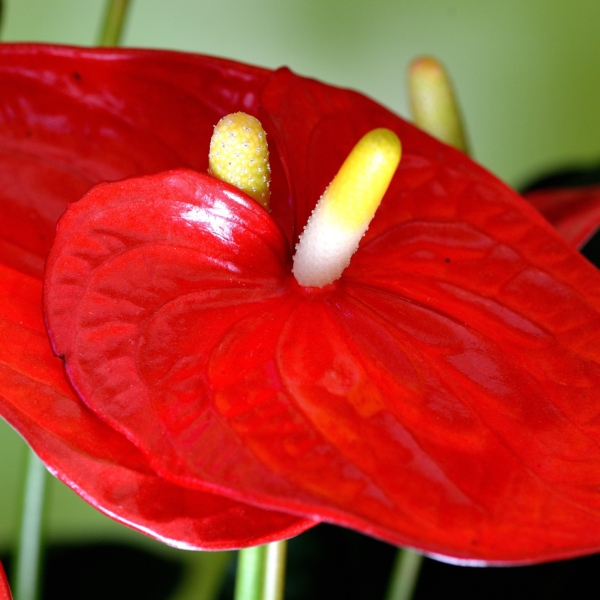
top-left (0, 562), bottom-right (11, 600)
top-left (2, 44), bottom-right (600, 564)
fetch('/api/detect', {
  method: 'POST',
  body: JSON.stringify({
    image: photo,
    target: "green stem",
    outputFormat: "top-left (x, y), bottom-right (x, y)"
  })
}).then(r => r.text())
top-left (234, 545), bottom-right (267, 600)
top-left (13, 448), bottom-right (48, 600)
top-left (234, 541), bottom-right (288, 600)
top-left (262, 541), bottom-right (287, 600)
top-left (98, 0), bottom-right (132, 46)
top-left (384, 548), bottom-right (424, 600)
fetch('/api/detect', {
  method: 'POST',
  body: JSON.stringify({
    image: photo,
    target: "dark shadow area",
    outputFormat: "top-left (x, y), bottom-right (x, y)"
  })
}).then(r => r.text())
top-left (3, 532), bottom-right (600, 599)
top-left (580, 228), bottom-right (600, 266)
top-left (2, 543), bottom-right (184, 600)
top-left (415, 552), bottom-right (600, 600)
top-left (521, 161), bottom-right (600, 193)
top-left (217, 524), bottom-right (600, 600)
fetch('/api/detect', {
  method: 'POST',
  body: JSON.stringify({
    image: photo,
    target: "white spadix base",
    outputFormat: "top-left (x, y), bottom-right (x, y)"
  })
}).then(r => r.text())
top-left (292, 202), bottom-right (367, 288)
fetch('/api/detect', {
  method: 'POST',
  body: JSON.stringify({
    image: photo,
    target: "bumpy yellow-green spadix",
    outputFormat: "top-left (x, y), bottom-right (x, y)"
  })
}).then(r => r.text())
top-left (408, 57), bottom-right (469, 154)
top-left (292, 128), bottom-right (401, 288)
top-left (208, 112), bottom-right (271, 209)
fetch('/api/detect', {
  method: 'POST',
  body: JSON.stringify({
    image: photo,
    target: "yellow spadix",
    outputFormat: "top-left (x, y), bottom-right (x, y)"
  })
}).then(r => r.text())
top-left (292, 128), bottom-right (401, 288)
top-left (208, 112), bottom-right (271, 209)
top-left (408, 57), bottom-right (469, 154)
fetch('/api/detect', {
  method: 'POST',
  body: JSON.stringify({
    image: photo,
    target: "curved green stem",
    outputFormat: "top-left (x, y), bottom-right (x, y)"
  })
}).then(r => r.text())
top-left (13, 448), bottom-right (48, 600)
top-left (234, 545), bottom-right (267, 600)
top-left (98, 0), bottom-right (132, 46)
top-left (385, 548), bottom-right (424, 600)
top-left (262, 541), bottom-right (287, 600)
top-left (234, 541), bottom-right (288, 600)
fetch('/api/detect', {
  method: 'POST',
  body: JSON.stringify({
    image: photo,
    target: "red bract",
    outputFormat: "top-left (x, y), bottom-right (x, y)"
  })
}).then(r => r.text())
top-left (2, 44), bottom-right (600, 565)
top-left (525, 184), bottom-right (600, 250)
top-left (0, 563), bottom-right (11, 600)
top-left (0, 44), bottom-right (314, 550)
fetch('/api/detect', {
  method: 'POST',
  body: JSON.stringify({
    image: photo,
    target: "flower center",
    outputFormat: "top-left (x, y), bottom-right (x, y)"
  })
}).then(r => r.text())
top-left (293, 129), bottom-right (401, 287)
top-left (208, 114), bottom-right (400, 288)
top-left (208, 112), bottom-right (271, 209)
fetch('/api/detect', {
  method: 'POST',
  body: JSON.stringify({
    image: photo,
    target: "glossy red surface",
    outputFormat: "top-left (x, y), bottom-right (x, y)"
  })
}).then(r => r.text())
top-left (526, 184), bottom-right (600, 249)
top-left (3, 44), bottom-right (600, 564)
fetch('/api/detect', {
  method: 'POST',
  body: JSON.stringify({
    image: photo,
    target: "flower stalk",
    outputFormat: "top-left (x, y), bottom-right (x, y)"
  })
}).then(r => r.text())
top-left (234, 545), bottom-right (266, 600)
top-left (384, 548), bottom-right (424, 600)
top-left (12, 449), bottom-right (47, 600)
top-left (98, 0), bottom-right (132, 46)
top-left (262, 541), bottom-right (287, 600)
top-left (234, 541), bottom-right (287, 600)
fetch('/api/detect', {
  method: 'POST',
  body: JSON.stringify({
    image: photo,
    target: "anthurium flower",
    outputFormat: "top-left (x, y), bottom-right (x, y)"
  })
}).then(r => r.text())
top-left (2, 44), bottom-right (600, 565)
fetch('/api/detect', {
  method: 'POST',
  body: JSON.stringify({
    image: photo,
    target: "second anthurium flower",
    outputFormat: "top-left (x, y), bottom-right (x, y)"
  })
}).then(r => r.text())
top-left (2, 44), bottom-right (600, 565)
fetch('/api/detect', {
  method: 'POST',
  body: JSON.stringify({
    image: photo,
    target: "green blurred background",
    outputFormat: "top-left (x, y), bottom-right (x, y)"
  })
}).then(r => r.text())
top-left (1, 0), bottom-right (600, 596)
